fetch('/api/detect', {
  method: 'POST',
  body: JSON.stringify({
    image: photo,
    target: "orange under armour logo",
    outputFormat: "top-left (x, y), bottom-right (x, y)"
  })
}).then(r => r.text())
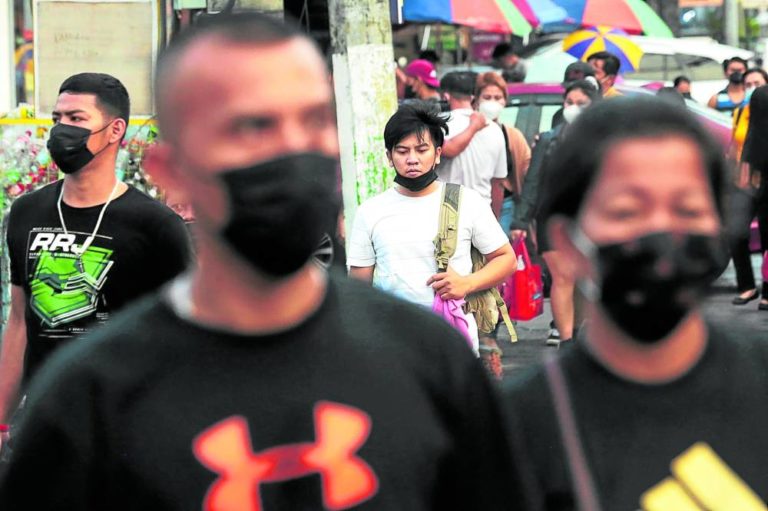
top-left (193, 401), bottom-right (379, 511)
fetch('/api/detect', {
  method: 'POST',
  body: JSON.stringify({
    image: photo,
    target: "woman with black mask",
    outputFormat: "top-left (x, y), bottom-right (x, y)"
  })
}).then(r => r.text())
top-left (503, 96), bottom-right (768, 510)
top-left (737, 84), bottom-right (768, 309)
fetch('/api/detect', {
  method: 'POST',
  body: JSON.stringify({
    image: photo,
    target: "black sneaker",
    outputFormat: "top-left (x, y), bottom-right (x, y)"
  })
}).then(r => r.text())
top-left (546, 320), bottom-right (561, 346)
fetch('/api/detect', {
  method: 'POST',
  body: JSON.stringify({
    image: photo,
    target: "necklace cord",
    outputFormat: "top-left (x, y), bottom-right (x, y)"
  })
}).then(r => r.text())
top-left (57, 180), bottom-right (121, 255)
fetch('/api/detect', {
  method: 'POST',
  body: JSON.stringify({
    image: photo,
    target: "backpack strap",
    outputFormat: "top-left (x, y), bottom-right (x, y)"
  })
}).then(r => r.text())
top-left (544, 354), bottom-right (602, 511)
top-left (434, 183), bottom-right (462, 272)
top-left (493, 287), bottom-right (517, 343)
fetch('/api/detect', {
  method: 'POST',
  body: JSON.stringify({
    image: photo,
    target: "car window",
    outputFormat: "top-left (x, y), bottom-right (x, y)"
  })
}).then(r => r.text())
top-left (677, 54), bottom-right (724, 81)
top-left (539, 105), bottom-right (561, 133)
top-left (503, 92), bottom-right (563, 143)
top-left (627, 53), bottom-right (683, 81)
top-left (498, 105), bottom-right (519, 127)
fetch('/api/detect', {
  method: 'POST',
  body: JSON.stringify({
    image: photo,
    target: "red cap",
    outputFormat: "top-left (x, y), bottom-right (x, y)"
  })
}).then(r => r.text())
top-left (404, 59), bottom-right (440, 88)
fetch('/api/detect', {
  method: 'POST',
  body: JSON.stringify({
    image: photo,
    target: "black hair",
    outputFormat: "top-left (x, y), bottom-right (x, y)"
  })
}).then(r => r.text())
top-left (384, 102), bottom-right (448, 152)
top-left (441, 71), bottom-right (478, 99)
top-left (722, 56), bottom-right (748, 73)
top-left (744, 67), bottom-right (768, 84)
top-left (656, 86), bottom-right (686, 107)
top-left (155, 12), bottom-right (307, 130)
top-left (538, 96), bottom-right (726, 224)
top-left (492, 42), bottom-right (517, 60)
top-left (564, 79), bottom-right (601, 102)
top-left (59, 72), bottom-right (130, 123)
top-left (673, 75), bottom-right (690, 87)
top-left (587, 51), bottom-right (621, 76)
top-left (418, 49), bottom-right (440, 65)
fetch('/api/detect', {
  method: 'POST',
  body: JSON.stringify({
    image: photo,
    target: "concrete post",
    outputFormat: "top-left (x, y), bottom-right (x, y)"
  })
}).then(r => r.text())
top-left (0, 0), bottom-right (14, 114)
top-left (724, 0), bottom-right (740, 47)
top-left (328, 0), bottom-right (398, 236)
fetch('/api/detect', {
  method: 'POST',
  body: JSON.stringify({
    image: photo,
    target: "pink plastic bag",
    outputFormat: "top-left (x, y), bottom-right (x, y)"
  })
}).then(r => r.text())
top-left (431, 294), bottom-right (473, 348)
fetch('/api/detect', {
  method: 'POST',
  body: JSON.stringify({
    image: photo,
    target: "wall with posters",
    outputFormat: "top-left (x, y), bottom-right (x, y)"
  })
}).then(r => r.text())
top-left (34, 0), bottom-right (156, 115)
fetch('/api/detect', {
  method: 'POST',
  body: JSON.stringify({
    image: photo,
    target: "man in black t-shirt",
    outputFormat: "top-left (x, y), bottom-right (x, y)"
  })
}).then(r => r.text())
top-left (503, 97), bottom-right (768, 509)
top-left (0, 73), bottom-right (191, 447)
top-left (0, 13), bottom-right (533, 511)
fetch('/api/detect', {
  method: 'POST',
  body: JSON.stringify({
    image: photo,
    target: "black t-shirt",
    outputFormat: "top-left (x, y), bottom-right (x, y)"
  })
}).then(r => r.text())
top-left (503, 325), bottom-right (768, 510)
top-left (0, 275), bottom-right (533, 510)
top-left (6, 180), bottom-right (191, 380)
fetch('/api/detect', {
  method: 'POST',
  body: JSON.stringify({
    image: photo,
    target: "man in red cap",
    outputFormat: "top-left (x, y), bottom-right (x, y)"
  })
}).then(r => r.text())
top-left (402, 58), bottom-right (441, 103)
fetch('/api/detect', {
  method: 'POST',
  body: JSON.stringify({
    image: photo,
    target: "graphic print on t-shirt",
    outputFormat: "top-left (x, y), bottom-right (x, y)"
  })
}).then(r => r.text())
top-left (640, 443), bottom-right (766, 511)
top-left (26, 229), bottom-right (114, 327)
top-left (193, 401), bottom-right (379, 511)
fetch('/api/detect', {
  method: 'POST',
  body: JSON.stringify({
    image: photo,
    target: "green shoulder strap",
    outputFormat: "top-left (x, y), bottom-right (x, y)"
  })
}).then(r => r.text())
top-left (434, 183), bottom-right (462, 272)
top-left (434, 183), bottom-right (518, 344)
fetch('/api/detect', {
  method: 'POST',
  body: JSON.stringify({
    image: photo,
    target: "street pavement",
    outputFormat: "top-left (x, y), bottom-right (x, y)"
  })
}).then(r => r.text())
top-left (497, 255), bottom-right (768, 380)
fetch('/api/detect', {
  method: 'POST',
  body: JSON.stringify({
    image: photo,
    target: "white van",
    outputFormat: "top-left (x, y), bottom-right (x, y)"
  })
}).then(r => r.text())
top-left (522, 35), bottom-right (754, 105)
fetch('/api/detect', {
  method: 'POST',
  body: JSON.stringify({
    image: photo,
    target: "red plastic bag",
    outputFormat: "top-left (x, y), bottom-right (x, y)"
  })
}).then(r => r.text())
top-left (502, 240), bottom-right (544, 321)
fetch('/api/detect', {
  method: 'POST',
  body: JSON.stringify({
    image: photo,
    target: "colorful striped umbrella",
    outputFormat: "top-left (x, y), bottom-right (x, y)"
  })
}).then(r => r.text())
top-left (402, 0), bottom-right (533, 36)
top-left (563, 26), bottom-right (644, 72)
top-left (516, 0), bottom-right (673, 37)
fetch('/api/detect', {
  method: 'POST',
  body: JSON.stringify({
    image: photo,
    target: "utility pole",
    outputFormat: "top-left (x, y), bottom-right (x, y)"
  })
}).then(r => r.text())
top-left (724, 0), bottom-right (740, 46)
top-left (0, 0), bottom-right (14, 114)
top-left (328, 0), bottom-right (398, 234)
top-left (644, 0), bottom-right (680, 36)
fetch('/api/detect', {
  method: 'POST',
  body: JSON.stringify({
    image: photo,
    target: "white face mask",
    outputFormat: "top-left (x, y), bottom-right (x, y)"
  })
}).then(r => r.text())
top-left (562, 104), bottom-right (583, 124)
top-left (478, 100), bottom-right (504, 121)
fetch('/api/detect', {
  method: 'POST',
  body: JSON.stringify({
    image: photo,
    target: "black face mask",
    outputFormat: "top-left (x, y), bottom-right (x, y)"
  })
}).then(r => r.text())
top-left (729, 71), bottom-right (744, 84)
top-left (47, 123), bottom-right (110, 174)
top-left (217, 152), bottom-right (340, 278)
top-left (573, 230), bottom-right (728, 343)
top-left (682, 92), bottom-right (693, 100)
top-left (394, 168), bottom-right (438, 192)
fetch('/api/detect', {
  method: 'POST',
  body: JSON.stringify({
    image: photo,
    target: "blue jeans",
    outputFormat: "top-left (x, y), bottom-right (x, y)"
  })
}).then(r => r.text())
top-left (499, 196), bottom-right (515, 236)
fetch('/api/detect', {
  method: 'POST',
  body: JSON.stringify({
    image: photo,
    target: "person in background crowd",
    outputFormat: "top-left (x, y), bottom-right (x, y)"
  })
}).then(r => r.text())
top-left (738, 84), bottom-right (768, 311)
top-left (401, 59), bottom-right (441, 103)
top-left (0, 13), bottom-right (532, 510)
top-left (707, 56), bottom-right (748, 114)
top-left (474, 71), bottom-right (531, 235)
top-left (348, 103), bottom-right (515, 357)
top-left (730, 68), bottom-right (768, 164)
top-left (727, 70), bottom-right (768, 307)
top-left (438, 71), bottom-right (507, 218)
top-left (673, 75), bottom-right (693, 100)
top-left (491, 42), bottom-right (526, 84)
top-left (511, 80), bottom-right (600, 347)
top-left (552, 61), bottom-right (596, 128)
top-left (0, 73), bottom-right (191, 453)
top-left (504, 96), bottom-right (768, 510)
top-left (656, 86), bottom-right (686, 107)
top-left (587, 51), bottom-right (622, 98)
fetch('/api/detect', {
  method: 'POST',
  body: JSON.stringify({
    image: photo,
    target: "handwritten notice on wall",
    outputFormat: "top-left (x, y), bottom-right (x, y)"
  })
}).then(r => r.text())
top-left (35, 0), bottom-right (155, 115)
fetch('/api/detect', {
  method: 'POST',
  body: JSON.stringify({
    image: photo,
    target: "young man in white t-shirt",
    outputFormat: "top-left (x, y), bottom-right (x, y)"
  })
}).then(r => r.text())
top-left (348, 104), bottom-right (515, 353)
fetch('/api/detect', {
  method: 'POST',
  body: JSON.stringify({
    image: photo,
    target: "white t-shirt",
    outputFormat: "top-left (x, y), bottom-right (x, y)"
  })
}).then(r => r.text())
top-left (437, 108), bottom-right (507, 204)
top-left (347, 182), bottom-right (509, 352)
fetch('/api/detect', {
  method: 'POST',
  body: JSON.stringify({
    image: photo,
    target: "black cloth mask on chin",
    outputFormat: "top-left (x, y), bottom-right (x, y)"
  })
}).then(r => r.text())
top-left (218, 152), bottom-right (340, 278)
top-left (570, 228), bottom-right (728, 343)
top-left (47, 122), bottom-right (111, 174)
top-left (394, 154), bottom-right (439, 192)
